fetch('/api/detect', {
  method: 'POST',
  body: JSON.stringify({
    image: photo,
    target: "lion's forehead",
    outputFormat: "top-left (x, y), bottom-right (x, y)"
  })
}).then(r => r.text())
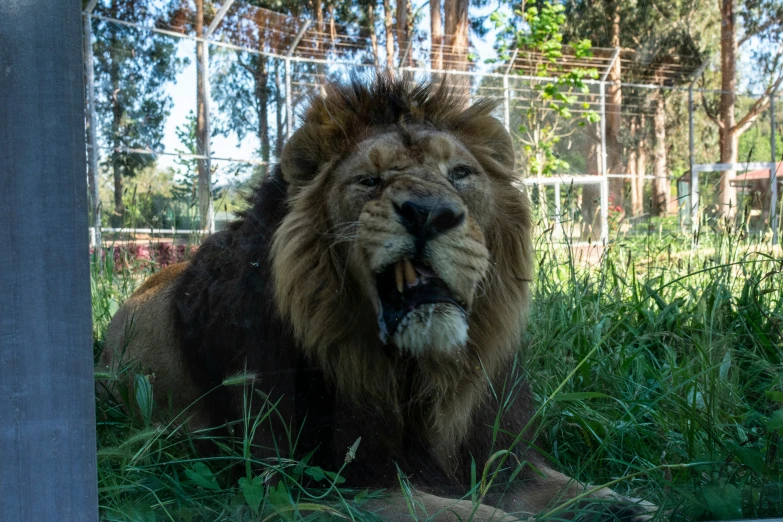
top-left (351, 129), bottom-right (475, 174)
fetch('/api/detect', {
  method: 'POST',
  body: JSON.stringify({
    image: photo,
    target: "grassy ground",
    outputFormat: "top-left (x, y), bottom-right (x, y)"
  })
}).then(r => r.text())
top-left (91, 226), bottom-right (783, 521)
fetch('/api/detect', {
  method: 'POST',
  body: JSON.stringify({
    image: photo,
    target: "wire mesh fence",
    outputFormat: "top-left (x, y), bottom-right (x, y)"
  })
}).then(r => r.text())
top-left (82, 1), bottom-right (782, 251)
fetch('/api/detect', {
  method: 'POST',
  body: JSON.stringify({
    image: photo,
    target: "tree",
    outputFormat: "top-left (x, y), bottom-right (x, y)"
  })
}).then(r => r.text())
top-left (431, 0), bottom-right (443, 70)
top-left (365, 0), bottom-right (381, 69)
top-left (212, 1), bottom-right (365, 174)
top-left (383, 0), bottom-right (395, 69)
top-left (705, 0), bottom-right (783, 217)
top-left (444, 0), bottom-right (469, 70)
top-left (396, 0), bottom-right (410, 66)
top-left (92, 0), bottom-right (185, 227)
top-left (492, 2), bottom-right (599, 231)
top-left (562, 0), bottom-right (624, 206)
top-left (565, 0), bottom-right (714, 218)
top-left (195, 0), bottom-right (212, 232)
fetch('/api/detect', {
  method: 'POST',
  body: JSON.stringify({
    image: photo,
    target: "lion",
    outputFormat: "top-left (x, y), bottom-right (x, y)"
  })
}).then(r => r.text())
top-left (102, 75), bottom-right (654, 521)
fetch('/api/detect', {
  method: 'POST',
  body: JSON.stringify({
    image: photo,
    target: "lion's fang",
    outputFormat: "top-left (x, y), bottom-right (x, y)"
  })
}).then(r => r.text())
top-left (395, 261), bottom-right (404, 293)
top-left (404, 259), bottom-right (418, 287)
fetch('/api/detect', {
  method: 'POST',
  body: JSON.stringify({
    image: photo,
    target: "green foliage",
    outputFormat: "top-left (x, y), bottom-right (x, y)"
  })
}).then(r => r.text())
top-left (92, 0), bottom-right (186, 179)
top-left (529, 229), bottom-right (783, 520)
top-left (492, 1), bottom-right (599, 178)
top-left (91, 227), bottom-right (783, 520)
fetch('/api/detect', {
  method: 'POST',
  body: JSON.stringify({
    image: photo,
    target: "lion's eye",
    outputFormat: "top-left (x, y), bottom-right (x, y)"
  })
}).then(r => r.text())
top-left (449, 165), bottom-right (474, 182)
top-left (358, 176), bottom-right (381, 187)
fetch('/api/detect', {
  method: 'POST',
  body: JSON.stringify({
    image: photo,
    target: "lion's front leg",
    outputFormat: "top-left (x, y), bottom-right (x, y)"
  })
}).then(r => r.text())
top-left (365, 490), bottom-right (520, 522)
top-left (490, 466), bottom-right (656, 521)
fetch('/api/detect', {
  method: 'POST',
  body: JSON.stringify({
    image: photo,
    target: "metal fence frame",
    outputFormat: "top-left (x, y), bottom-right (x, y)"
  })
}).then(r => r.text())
top-left (82, 1), bottom-right (781, 247)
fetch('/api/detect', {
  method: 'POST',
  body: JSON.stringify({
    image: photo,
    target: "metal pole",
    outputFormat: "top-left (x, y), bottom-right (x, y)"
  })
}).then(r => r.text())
top-left (503, 75), bottom-right (510, 132)
top-left (0, 0), bottom-right (98, 519)
top-left (687, 59), bottom-right (710, 246)
top-left (689, 86), bottom-right (699, 243)
top-left (285, 57), bottom-right (293, 139)
top-left (596, 50), bottom-right (619, 245)
top-left (771, 95), bottom-right (778, 245)
top-left (204, 44), bottom-right (214, 233)
top-left (83, 12), bottom-right (101, 252)
top-left (554, 182), bottom-right (562, 235)
top-left (398, 33), bottom-right (415, 69)
top-left (205, 0), bottom-right (235, 37)
top-left (599, 81), bottom-right (609, 244)
top-left (285, 20), bottom-right (312, 140)
top-left (502, 49), bottom-right (518, 134)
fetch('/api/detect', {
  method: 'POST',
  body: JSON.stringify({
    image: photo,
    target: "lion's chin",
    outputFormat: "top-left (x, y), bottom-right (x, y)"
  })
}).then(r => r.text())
top-left (379, 302), bottom-right (469, 355)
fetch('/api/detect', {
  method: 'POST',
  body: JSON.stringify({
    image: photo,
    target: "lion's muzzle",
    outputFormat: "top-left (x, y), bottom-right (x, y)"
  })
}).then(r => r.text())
top-left (393, 198), bottom-right (465, 240)
top-left (360, 183), bottom-right (489, 356)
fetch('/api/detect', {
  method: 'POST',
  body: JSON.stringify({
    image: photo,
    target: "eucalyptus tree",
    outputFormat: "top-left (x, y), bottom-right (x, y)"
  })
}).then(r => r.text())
top-left (91, 0), bottom-right (185, 226)
top-left (211, 1), bottom-right (367, 175)
top-left (703, 0), bottom-right (783, 217)
top-left (492, 2), bottom-right (599, 234)
top-left (563, 0), bottom-right (713, 217)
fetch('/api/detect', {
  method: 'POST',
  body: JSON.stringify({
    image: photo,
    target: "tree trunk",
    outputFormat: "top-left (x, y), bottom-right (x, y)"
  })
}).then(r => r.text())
top-left (383, 0), bottom-right (394, 70)
top-left (431, 0), bottom-right (443, 71)
top-left (109, 14), bottom-right (124, 227)
top-left (195, 0), bottom-right (213, 232)
top-left (718, 0), bottom-right (738, 216)
top-left (328, 4), bottom-right (336, 43)
top-left (628, 117), bottom-right (641, 216)
top-left (315, 1), bottom-right (325, 80)
top-left (254, 56), bottom-right (270, 177)
top-left (444, 0), bottom-right (469, 71)
top-left (652, 93), bottom-right (670, 216)
top-left (636, 114), bottom-right (648, 214)
top-left (606, 0), bottom-right (624, 208)
top-left (83, 14), bottom-right (102, 249)
top-left (367, 1), bottom-right (380, 69)
top-left (396, 0), bottom-right (409, 66)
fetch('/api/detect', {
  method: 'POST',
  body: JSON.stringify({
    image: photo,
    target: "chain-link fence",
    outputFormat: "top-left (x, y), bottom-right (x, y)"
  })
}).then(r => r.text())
top-left (82, 1), bottom-right (782, 250)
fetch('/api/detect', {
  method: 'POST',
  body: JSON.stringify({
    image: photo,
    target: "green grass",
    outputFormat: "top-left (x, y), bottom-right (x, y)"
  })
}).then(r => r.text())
top-left (91, 229), bottom-right (783, 521)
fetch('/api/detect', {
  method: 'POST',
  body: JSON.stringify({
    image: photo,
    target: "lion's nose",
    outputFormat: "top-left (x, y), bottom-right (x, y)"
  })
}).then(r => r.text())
top-left (394, 199), bottom-right (465, 238)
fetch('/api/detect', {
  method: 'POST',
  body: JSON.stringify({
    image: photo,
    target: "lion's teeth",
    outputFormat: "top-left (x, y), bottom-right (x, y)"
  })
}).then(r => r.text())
top-left (395, 261), bottom-right (404, 293)
top-left (404, 258), bottom-right (418, 287)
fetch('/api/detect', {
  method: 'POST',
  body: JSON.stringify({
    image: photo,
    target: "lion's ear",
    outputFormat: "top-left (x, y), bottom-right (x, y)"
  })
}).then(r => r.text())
top-left (280, 123), bottom-right (329, 183)
top-left (458, 115), bottom-right (515, 171)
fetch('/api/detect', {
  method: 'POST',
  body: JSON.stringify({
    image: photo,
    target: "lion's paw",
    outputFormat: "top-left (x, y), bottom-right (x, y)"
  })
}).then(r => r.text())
top-left (570, 488), bottom-right (657, 522)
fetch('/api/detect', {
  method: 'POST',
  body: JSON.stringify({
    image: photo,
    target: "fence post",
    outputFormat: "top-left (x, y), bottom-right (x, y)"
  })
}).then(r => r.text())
top-left (687, 59), bottom-right (710, 247)
top-left (771, 95), bottom-right (778, 246)
top-left (599, 81), bottom-right (609, 244)
top-left (502, 49), bottom-right (517, 134)
top-left (597, 50), bottom-right (619, 245)
top-left (0, 0), bottom-right (98, 520)
top-left (285, 20), bottom-right (312, 140)
top-left (554, 182), bottom-right (562, 235)
top-left (688, 86), bottom-right (699, 244)
top-left (503, 74), bottom-right (510, 132)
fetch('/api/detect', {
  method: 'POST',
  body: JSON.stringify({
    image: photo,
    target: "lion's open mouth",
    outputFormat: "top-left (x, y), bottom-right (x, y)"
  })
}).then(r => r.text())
top-left (375, 258), bottom-right (467, 346)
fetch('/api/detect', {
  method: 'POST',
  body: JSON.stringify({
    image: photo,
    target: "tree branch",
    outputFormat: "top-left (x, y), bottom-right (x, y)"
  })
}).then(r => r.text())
top-left (733, 70), bottom-right (783, 135)
top-left (700, 91), bottom-right (722, 128)
top-left (738, 18), bottom-right (779, 48)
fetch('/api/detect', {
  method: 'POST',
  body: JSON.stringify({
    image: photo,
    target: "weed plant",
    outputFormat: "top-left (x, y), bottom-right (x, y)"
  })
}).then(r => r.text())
top-left (91, 225), bottom-right (783, 521)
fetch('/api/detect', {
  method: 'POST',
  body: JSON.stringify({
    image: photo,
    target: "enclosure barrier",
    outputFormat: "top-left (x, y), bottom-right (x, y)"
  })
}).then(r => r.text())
top-left (82, 1), bottom-right (781, 247)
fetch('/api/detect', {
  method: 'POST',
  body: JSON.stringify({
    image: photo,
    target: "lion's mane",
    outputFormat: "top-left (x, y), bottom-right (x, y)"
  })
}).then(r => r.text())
top-left (269, 75), bottom-right (534, 444)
